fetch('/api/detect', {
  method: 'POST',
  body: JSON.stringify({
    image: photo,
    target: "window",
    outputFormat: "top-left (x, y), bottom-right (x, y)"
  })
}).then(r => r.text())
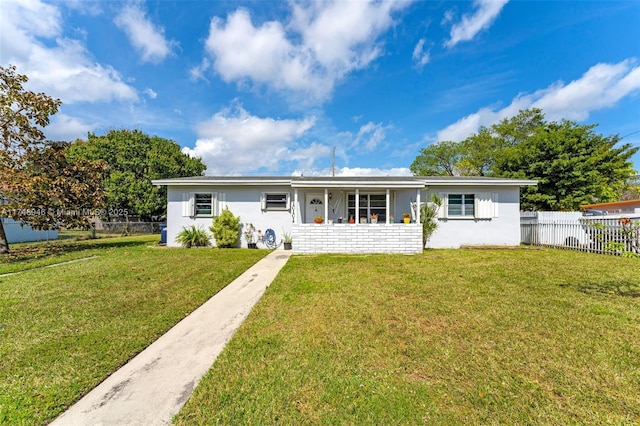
top-left (347, 193), bottom-right (386, 222)
top-left (183, 192), bottom-right (218, 217)
top-left (437, 192), bottom-right (498, 219)
top-left (194, 193), bottom-right (214, 216)
top-left (448, 194), bottom-right (474, 217)
top-left (261, 193), bottom-right (290, 211)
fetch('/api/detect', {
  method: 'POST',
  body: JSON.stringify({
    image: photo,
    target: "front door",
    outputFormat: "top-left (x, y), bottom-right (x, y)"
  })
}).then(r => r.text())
top-left (305, 194), bottom-right (324, 223)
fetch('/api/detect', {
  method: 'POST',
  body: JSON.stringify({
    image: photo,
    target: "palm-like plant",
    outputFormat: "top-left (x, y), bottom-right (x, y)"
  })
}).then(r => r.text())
top-left (175, 225), bottom-right (211, 248)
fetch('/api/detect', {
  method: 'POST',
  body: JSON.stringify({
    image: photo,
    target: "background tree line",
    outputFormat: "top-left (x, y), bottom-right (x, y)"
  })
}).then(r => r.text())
top-left (410, 109), bottom-right (638, 211)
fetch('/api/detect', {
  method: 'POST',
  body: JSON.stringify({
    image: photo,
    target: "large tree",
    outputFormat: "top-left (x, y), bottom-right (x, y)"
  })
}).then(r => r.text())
top-left (68, 129), bottom-right (207, 221)
top-left (497, 120), bottom-right (638, 210)
top-left (410, 140), bottom-right (464, 176)
top-left (1, 65), bottom-right (61, 254)
top-left (411, 109), bottom-right (638, 211)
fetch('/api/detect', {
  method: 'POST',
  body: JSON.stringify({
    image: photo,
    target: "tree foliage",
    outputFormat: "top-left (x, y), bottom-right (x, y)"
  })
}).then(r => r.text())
top-left (497, 120), bottom-right (636, 210)
top-left (410, 141), bottom-right (463, 176)
top-left (2, 142), bottom-right (106, 229)
top-left (1, 65), bottom-right (62, 254)
top-left (68, 129), bottom-right (207, 220)
top-left (411, 109), bottom-right (638, 211)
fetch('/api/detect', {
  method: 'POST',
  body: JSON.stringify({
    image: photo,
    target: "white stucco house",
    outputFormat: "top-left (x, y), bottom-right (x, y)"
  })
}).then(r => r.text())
top-left (152, 176), bottom-right (536, 254)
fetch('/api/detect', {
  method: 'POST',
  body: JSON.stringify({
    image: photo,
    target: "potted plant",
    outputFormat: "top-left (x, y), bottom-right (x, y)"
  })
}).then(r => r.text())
top-left (370, 213), bottom-right (378, 224)
top-left (314, 215), bottom-right (324, 224)
top-left (403, 212), bottom-right (411, 224)
top-left (282, 229), bottom-right (292, 250)
top-left (349, 215), bottom-right (355, 224)
top-left (243, 222), bottom-right (257, 248)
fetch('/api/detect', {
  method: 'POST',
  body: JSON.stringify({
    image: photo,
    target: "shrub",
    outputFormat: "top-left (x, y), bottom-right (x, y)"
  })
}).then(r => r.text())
top-left (421, 194), bottom-right (442, 248)
top-left (210, 208), bottom-right (241, 248)
top-left (175, 225), bottom-right (211, 248)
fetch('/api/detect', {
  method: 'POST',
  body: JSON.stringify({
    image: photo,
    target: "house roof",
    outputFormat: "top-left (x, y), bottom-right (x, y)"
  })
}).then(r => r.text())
top-left (152, 175), bottom-right (536, 188)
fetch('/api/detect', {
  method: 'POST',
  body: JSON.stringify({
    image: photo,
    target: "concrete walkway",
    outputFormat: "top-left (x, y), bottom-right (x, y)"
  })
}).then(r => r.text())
top-left (52, 250), bottom-right (291, 426)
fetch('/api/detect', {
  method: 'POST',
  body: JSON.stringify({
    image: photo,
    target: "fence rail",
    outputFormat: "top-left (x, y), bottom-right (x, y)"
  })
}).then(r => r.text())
top-left (97, 222), bottom-right (164, 235)
top-left (521, 216), bottom-right (639, 256)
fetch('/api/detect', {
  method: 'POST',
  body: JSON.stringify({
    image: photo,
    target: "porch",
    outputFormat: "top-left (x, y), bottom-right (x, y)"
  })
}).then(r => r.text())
top-left (289, 176), bottom-right (426, 254)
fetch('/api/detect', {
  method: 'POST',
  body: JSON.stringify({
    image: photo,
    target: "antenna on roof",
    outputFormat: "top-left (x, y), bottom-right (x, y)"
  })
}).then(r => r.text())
top-left (331, 146), bottom-right (336, 177)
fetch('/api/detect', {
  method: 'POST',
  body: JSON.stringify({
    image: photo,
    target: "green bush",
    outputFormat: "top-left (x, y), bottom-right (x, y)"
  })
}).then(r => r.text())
top-left (175, 225), bottom-right (211, 248)
top-left (421, 194), bottom-right (442, 248)
top-left (210, 208), bottom-right (241, 248)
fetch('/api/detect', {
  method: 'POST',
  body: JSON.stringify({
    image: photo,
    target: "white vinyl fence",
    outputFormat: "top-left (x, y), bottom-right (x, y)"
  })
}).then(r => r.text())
top-left (521, 211), bottom-right (639, 256)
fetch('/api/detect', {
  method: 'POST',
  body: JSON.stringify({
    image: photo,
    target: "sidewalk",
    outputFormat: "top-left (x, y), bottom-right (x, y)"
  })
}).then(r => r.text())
top-left (52, 250), bottom-right (292, 426)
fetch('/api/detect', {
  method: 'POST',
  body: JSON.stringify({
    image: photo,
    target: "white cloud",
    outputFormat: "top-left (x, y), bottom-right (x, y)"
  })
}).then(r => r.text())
top-left (64, 0), bottom-right (102, 16)
top-left (445, 0), bottom-right (509, 48)
top-left (189, 58), bottom-right (211, 82)
top-left (202, 1), bottom-right (411, 102)
top-left (183, 105), bottom-right (317, 175)
top-left (352, 122), bottom-right (389, 151)
top-left (412, 38), bottom-right (430, 70)
top-left (114, 4), bottom-right (175, 64)
top-left (437, 59), bottom-right (640, 141)
top-left (143, 88), bottom-right (157, 99)
top-left (45, 113), bottom-right (94, 141)
top-left (296, 167), bottom-right (411, 177)
top-left (0, 0), bottom-right (138, 103)
top-left (336, 167), bottom-right (411, 176)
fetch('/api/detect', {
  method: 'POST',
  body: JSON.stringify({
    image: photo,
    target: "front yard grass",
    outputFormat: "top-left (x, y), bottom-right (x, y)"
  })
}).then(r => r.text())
top-left (0, 235), bottom-right (268, 425)
top-left (176, 249), bottom-right (640, 425)
top-left (0, 234), bottom-right (146, 275)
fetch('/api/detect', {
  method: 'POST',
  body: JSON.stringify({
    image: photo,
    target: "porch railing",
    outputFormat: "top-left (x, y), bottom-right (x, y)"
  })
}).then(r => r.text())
top-left (291, 223), bottom-right (422, 254)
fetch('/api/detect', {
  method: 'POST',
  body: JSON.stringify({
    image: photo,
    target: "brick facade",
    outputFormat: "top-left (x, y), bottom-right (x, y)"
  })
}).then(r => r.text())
top-left (292, 223), bottom-right (422, 254)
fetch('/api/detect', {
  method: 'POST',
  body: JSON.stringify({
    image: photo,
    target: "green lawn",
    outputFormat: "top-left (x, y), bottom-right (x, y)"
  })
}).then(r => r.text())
top-left (0, 235), bottom-right (268, 425)
top-left (0, 234), bottom-right (146, 275)
top-left (176, 249), bottom-right (640, 425)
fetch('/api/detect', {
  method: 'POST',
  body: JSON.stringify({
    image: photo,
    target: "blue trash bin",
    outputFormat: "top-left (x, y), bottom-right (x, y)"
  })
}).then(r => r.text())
top-left (160, 224), bottom-right (167, 244)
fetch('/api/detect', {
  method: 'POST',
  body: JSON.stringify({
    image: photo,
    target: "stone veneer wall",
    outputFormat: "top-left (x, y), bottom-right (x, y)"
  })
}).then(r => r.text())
top-left (291, 223), bottom-right (422, 254)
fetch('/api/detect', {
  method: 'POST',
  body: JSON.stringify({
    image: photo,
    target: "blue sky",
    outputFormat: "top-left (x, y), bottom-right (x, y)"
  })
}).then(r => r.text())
top-left (1, 0), bottom-right (639, 176)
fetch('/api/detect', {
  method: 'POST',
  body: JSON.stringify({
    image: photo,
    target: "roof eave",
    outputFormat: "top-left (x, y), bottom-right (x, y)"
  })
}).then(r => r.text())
top-left (424, 179), bottom-right (537, 186)
top-left (152, 178), bottom-right (292, 186)
top-left (290, 181), bottom-right (425, 189)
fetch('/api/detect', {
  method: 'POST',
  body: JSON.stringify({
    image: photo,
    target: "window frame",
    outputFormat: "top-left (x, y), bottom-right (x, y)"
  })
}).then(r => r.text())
top-left (447, 193), bottom-right (475, 218)
top-left (436, 192), bottom-right (498, 220)
top-left (261, 192), bottom-right (291, 211)
top-left (347, 192), bottom-right (387, 222)
top-left (193, 192), bottom-right (216, 217)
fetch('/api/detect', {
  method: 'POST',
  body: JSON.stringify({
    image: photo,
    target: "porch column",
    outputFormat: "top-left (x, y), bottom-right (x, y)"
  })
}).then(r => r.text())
top-left (324, 188), bottom-right (329, 224)
top-left (355, 188), bottom-right (360, 225)
top-left (416, 188), bottom-right (421, 223)
top-left (294, 189), bottom-right (299, 224)
top-left (386, 189), bottom-right (390, 224)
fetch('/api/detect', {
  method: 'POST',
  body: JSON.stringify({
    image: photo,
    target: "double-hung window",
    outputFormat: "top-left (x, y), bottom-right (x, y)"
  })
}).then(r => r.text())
top-left (437, 192), bottom-right (498, 219)
top-left (448, 194), bottom-right (475, 217)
